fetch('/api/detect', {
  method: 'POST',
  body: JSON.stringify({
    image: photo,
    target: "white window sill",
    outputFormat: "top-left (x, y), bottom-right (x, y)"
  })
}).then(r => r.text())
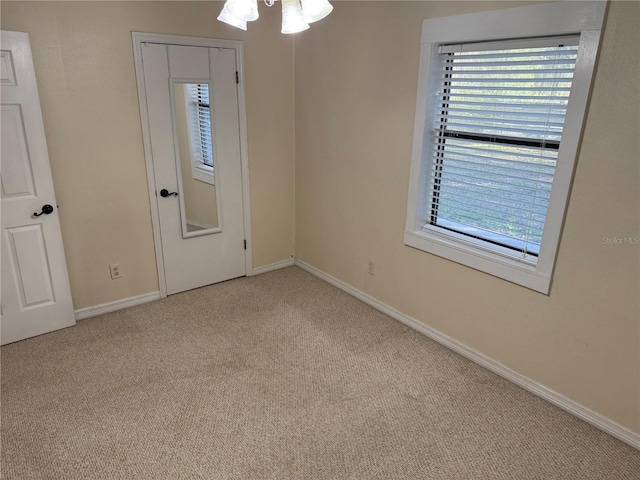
top-left (192, 165), bottom-right (214, 185)
top-left (404, 229), bottom-right (551, 294)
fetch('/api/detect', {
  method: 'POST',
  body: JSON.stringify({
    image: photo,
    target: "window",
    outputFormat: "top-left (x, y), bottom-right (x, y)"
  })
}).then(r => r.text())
top-left (405, 2), bottom-right (605, 294)
top-left (185, 83), bottom-right (215, 184)
top-left (431, 37), bottom-right (578, 260)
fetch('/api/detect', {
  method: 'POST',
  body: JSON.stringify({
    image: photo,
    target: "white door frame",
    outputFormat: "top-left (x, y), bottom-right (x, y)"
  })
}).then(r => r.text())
top-left (132, 32), bottom-right (252, 298)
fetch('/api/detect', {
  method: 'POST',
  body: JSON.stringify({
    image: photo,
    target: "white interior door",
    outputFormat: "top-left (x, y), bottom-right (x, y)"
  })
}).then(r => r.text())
top-left (138, 39), bottom-right (248, 295)
top-left (1, 31), bottom-right (75, 345)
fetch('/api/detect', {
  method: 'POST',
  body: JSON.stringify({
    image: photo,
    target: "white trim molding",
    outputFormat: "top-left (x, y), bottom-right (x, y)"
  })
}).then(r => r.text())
top-left (252, 257), bottom-right (295, 276)
top-left (294, 259), bottom-right (640, 450)
top-left (74, 291), bottom-right (161, 321)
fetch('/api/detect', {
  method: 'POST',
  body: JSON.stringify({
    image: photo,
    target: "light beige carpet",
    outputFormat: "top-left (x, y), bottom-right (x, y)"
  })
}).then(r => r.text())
top-left (1, 267), bottom-right (639, 479)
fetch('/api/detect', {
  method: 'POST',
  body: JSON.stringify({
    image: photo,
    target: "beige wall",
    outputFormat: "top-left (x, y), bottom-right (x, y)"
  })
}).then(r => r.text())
top-left (1, 1), bottom-right (296, 309)
top-left (295, 1), bottom-right (640, 434)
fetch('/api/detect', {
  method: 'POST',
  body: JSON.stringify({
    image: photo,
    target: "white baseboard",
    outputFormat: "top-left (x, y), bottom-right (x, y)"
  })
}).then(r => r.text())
top-left (74, 291), bottom-right (161, 321)
top-left (75, 258), bottom-right (295, 321)
top-left (252, 257), bottom-right (295, 276)
top-left (294, 259), bottom-right (640, 450)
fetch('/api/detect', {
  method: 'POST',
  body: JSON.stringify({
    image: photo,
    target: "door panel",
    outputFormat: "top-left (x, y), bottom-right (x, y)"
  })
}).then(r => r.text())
top-left (5, 225), bottom-right (55, 307)
top-left (168, 45), bottom-right (209, 79)
top-left (1, 105), bottom-right (37, 197)
top-left (1, 50), bottom-right (17, 85)
top-left (1, 31), bottom-right (75, 345)
top-left (140, 42), bottom-right (246, 295)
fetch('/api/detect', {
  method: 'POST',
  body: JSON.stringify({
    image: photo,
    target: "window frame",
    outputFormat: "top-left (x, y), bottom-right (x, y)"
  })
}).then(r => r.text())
top-left (404, 1), bottom-right (606, 294)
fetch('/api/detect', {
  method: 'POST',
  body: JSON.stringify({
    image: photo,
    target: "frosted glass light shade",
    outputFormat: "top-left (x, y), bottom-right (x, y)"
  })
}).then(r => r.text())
top-left (217, 6), bottom-right (248, 30)
top-left (225, 0), bottom-right (259, 22)
top-left (300, 0), bottom-right (333, 23)
top-left (281, 0), bottom-right (310, 34)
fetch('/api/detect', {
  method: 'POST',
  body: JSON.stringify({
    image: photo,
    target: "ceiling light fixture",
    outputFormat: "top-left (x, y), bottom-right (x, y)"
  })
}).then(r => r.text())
top-left (217, 0), bottom-right (333, 34)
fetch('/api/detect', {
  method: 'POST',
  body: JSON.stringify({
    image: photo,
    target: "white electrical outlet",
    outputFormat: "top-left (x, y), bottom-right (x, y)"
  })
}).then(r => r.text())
top-left (368, 261), bottom-right (375, 276)
top-left (109, 263), bottom-right (122, 280)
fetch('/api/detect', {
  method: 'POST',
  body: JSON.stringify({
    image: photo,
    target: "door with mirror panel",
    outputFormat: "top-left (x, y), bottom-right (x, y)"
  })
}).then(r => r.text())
top-left (139, 41), bottom-right (247, 295)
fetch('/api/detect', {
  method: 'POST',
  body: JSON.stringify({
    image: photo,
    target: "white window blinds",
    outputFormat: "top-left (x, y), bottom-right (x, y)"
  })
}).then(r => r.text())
top-left (427, 36), bottom-right (579, 260)
top-left (186, 83), bottom-right (214, 169)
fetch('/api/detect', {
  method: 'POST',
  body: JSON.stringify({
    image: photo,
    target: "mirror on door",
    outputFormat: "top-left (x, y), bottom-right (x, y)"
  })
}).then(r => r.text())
top-left (171, 81), bottom-right (221, 237)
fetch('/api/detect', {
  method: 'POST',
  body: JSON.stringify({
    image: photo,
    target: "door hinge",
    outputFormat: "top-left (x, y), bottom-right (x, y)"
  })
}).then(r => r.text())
top-left (244, 239), bottom-right (247, 250)
top-left (236, 71), bottom-right (239, 84)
